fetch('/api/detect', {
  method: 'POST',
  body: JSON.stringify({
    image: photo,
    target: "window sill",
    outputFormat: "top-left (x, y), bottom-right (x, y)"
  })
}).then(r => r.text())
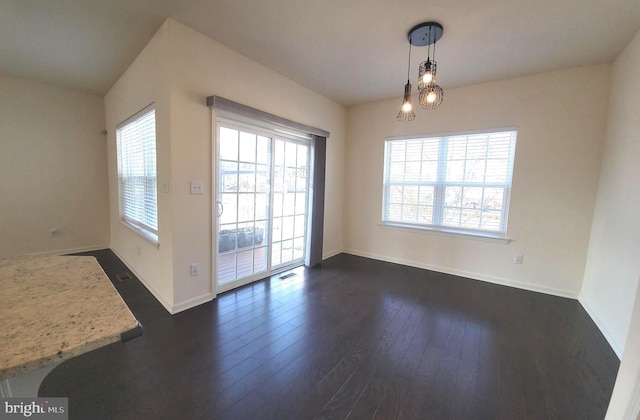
top-left (378, 222), bottom-right (512, 244)
top-left (120, 220), bottom-right (160, 248)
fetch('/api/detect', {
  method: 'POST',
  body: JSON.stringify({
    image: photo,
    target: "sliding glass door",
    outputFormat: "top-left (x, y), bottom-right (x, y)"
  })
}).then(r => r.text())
top-left (215, 120), bottom-right (309, 292)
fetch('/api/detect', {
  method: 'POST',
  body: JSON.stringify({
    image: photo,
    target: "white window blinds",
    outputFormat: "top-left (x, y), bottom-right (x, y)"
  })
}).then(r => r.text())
top-left (383, 130), bottom-right (517, 238)
top-left (116, 105), bottom-right (158, 241)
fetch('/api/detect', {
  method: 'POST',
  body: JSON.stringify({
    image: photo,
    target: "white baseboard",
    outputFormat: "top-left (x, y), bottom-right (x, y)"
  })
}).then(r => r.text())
top-left (109, 248), bottom-right (215, 315)
top-left (25, 244), bottom-right (110, 257)
top-left (579, 297), bottom-right (623, 358)
top-left (343, 248), bottom-right (580, 299)
top-left (626, 377), bottom-right (640, 420)
top-left (322, 248), bottom-right (343, 260)
top-left (109, 248), bottom-right (174, 315)
top-left (172, 293), bottom-right (215, 314)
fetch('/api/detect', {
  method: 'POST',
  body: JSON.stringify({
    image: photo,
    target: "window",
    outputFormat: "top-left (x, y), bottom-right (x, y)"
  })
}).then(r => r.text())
top-left (382, 129), bottom-right (517, 238)
top-left (116, 104), bottom-right (158, 243)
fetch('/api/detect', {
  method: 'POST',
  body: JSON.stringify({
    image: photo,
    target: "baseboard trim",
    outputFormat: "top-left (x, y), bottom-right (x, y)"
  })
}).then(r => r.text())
top-left (109, 248), bottom-right (174, 315)
top-left (24, 244), bottom-right (111, 257)
top-left (626, 376), bottom-right (640, 420)
top-left (343, 248), bottom-right (580, 300)
top-left (578, 297), bottom-right (623, 358)
top-left (172, 293), bottom-right (215, 314)
top-left (322, 248), bottom-right (343, 260)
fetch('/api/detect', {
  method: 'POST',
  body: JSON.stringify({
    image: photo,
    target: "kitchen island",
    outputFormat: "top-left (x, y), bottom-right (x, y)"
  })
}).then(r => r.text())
top-left (0, 254), bottom-right (141, 397)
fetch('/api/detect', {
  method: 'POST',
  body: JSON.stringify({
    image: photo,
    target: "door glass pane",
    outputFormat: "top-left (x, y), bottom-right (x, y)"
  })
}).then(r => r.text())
top-left (236, 249), bottom-right (254, 278)
top-left (257, 136), bottom-right (270, 164)
top-left (293, 237), bottom-right (305, 260)
top-left (272, 242), bottom-right (282, 267)
top-left (272, 217), bottom-right (282, 242)
top-left (220, 161), bottom-right (238, 192)
top-left (239, 132), bottom-right (256, 163)
top-left (239, 163), bottom-right (256, 192)
top-left (281, 216), bottom-right (294, 240)
top-left (283, 193), bottom-right (295, 216)
top-left (219, 194), bottom-right (237, 224)
top-left (217, 253), bottom-right (236, 284)
top-left (295, 192), bottom-right (306, 215)
top-left (238, 194), bottom-right (255, 222)
top-left (255, 193), bottom-right (268, 220)
top-left (254, 246), bottom-right (267, 273)
top-left (273, 193), bottom-right (283, 218)
top-left (275, 140), bottom-right (285, 166)
top-left (280, 239), bottom-right (294, 264)
top-left (219, 127), bottom-right (238, 161)
top-left (294, 215), bottom-right (305, 238)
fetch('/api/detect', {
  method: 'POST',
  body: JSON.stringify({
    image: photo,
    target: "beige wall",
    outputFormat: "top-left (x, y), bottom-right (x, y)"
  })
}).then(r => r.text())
top-left (344, 65), bottom-right (609, 298)
top-left (104, 19), bottom-right (346, 312)
top-left (0, 75), bottom-right (109, 257)
top-left (166, 20), bottom-right (346, 308)
top-left (586, 28), bottom-right (640, 420)
top-left (104, 22), bottom-right (175, 310)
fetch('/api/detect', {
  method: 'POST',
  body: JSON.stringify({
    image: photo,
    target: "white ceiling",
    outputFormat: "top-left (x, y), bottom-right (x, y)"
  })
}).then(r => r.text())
top-left (2, 0), bottom-right (639, 106)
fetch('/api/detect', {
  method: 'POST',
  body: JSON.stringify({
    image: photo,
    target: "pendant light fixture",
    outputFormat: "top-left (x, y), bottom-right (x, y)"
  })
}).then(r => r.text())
top-left (397, 21), bottom-right (444, 121)
top-left (396, 40), bottom-right (416, 122)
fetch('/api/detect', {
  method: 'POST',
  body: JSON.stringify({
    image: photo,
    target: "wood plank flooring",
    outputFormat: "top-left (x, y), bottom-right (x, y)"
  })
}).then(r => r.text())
top-left (39, 250), bottom-right (619, 419)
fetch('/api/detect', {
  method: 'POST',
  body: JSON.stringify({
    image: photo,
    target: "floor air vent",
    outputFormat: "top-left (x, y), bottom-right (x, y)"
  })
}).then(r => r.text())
top-left (279, 273), bottom-right (297, 280)
top-left (116, 272), bottom-right (133, 282)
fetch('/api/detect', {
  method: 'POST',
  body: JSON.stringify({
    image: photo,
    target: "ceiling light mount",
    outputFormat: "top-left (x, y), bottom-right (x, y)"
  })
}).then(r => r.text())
top-left (408, 22), bottom-right (443, 47)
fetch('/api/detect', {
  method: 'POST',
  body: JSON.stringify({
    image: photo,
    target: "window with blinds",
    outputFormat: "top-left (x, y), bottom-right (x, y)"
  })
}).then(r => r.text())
top-left (116, 104), bottom-right (158, 243)
top-left (382, 129), bottom-right (517, 238)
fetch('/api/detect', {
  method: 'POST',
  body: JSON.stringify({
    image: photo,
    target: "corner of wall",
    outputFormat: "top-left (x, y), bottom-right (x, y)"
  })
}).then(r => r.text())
top-left (579, 296), bottom-right (623, 358)
top-left (104, 18), bottom-right (176, 314)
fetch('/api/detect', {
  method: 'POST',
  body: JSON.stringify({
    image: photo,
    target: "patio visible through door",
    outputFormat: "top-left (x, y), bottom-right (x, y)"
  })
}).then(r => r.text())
top-left (215, 120), bottom-right (309, 293)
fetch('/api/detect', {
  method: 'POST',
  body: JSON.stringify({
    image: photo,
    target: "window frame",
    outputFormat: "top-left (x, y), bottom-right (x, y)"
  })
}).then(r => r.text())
top-left (382, 128), bottom-right (517, 240)
top-left (116, 103), bottom-right (159, 245)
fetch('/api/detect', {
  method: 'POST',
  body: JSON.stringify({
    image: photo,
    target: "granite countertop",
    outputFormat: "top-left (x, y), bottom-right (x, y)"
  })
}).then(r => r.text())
top-left (0, 255), bottom-right (140, 380)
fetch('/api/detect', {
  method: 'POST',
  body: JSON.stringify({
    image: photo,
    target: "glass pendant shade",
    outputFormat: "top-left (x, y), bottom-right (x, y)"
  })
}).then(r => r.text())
top-left (396, 81), bottom-right (416, 121)
top-left (419, 82), bottom-right (444, 110)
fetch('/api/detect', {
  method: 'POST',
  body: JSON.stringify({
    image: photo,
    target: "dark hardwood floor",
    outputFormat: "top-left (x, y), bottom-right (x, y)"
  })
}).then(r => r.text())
top-left (39, 250), bottom-right (619, 419)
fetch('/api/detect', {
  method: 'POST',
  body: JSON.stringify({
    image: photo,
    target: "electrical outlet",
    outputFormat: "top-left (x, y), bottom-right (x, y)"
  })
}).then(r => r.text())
top-left (191, 263), bottom-right (200, 277)
top-left (513, 254), bottom-right (524, 264)
top-left (49, 228), bottom-right (60, 238)
top-left (190, 181), bottom-right (204, 195)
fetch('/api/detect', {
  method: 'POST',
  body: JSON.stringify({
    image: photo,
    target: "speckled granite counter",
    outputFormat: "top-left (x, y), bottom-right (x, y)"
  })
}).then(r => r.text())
top-left (0, 255), bottom-right (140, 384)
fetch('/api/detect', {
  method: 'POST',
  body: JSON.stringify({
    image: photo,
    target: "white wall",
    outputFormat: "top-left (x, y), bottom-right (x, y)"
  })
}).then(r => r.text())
top-left (583, 28), bottom-right (640, 419)
top-left (104, 19), bottom-right (346, 313)
top-left (344, 65), bottom-right (609, 298)
top-left (0, 75), bottom-right (109, 257)
top-left (606, 277), bottom-right (640, 419)
top-left (104, 22), bottom-right (176, 310)
top-left (580, 28), bottom-right (640, 357)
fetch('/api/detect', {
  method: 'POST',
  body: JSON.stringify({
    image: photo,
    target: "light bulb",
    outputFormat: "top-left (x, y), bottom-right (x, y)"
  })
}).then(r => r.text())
top-left (427, 90), bottom-right (437, 103)
top-left (422, 72), bottom-right (433, 84)
top-left (401, 101), bottom-right (413, 112)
